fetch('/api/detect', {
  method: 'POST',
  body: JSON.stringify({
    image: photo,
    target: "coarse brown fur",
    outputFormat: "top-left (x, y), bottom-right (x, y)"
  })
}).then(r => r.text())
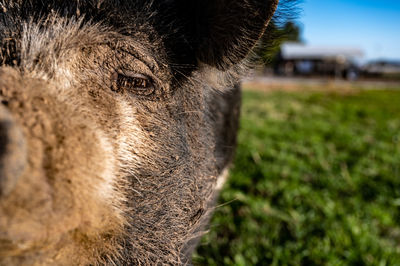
top-left (0, 1), bottom-right (278, 264)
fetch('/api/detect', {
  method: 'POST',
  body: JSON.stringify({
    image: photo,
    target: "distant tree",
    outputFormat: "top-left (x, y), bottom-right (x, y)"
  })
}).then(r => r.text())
top-left (282, 21), bottom-right (301, 42)
top-left (257, 20), bottom-right (302, 67)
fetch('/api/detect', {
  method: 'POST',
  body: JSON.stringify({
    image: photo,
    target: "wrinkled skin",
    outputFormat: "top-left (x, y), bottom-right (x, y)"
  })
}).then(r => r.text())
top-left (0, 0), bottom-right (278, 265)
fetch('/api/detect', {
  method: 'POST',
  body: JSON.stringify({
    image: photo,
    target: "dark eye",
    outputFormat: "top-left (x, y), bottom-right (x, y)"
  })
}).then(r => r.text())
top-left (111, 72), bottom-right (154, 96)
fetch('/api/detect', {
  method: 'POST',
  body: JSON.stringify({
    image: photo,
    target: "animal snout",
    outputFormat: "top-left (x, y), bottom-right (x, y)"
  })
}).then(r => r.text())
top-left (0, 104), bottom-right (26, 198)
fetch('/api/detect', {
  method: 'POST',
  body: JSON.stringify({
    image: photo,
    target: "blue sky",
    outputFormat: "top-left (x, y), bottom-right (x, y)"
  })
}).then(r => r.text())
top-left (300, 0), bottom-right (400, 61)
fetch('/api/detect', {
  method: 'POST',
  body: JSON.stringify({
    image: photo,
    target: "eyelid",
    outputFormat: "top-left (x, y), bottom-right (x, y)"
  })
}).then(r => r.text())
top-left (117, 69), bottom-right (149, 80)
top-left (111, 69), bottom-right (157, 98)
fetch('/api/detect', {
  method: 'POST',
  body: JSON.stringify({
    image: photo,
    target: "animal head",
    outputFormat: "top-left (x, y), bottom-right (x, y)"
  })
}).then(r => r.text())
top-left (0, 1), bottom-right (278, 264)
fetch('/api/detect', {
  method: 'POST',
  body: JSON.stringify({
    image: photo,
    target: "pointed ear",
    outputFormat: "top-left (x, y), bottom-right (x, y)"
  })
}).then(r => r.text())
top-left (153, 0), bottom-right (279, 71)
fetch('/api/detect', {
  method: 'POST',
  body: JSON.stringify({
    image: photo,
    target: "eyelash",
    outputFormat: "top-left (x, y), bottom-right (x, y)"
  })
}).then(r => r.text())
top-left (111, 72), bottom-right (155, 97)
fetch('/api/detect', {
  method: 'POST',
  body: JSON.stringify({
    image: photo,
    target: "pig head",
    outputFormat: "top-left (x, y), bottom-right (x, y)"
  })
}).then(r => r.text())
top-left (0, 0), bottom-right (278, 264)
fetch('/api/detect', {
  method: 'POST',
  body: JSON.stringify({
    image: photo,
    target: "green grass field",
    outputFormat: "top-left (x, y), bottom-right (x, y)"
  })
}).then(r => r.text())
top-left (194, 86), bottom-right (400, 265)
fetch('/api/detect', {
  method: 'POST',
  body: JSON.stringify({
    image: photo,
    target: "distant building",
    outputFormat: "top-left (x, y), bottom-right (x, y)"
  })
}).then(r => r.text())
top-left (275, 42), bottom-right (364, 80)
top-left (362, 60), bottom-right (400, 76)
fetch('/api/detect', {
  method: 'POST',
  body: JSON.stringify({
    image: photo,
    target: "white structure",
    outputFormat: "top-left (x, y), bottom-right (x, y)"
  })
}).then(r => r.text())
top-left (280, 43), bottom-right (364, 61)
top-left (276, 42), bottom-right (364, 80)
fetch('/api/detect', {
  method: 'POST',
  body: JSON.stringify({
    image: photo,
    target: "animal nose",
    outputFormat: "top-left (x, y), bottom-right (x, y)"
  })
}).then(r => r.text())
top-left (0, 104), bottom-right (26, 198)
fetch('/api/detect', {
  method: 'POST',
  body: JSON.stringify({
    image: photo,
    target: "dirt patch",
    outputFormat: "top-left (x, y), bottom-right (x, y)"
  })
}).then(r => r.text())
top-left (243, 76), bottom-right (400, 94)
